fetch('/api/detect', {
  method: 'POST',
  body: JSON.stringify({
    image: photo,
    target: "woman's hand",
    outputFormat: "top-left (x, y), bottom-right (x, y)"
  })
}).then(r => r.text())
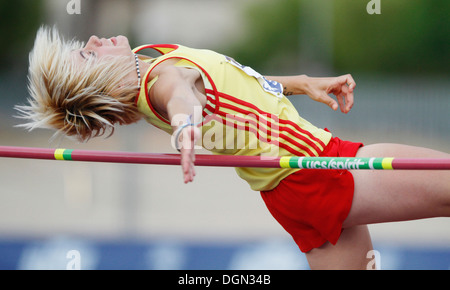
top-left (179, 125), bottom-right (201, 183)
top-left (266, 74), bottom-right (356, 114)
top-left (304, 74), bottom-right (356, 114)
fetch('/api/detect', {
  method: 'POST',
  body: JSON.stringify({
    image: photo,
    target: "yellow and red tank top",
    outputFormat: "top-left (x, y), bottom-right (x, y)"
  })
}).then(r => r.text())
top-left (132, 44), bottom-right (332, 191)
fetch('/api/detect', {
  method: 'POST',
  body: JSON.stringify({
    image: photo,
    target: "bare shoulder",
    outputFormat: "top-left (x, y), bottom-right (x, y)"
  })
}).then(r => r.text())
top-left (151, 59), bottom-right (200, 83)
top-left (148, 60), bottom-right (203, 118)
top-left (150, 62), bottom-right (199, 99)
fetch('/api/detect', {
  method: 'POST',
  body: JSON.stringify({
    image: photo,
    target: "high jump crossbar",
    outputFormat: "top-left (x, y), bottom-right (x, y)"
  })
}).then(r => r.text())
top-left (0, 146), bottom-right (449, 170)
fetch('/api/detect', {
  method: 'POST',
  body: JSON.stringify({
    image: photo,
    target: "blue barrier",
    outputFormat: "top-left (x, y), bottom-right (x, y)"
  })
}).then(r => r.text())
top-left (0, 237), bottom-right (449, 270)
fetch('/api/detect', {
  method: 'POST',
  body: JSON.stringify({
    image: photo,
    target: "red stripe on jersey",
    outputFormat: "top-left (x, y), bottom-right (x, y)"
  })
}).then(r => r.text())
top-left (216, 95), bottom-right (322, 155)
top-left (216, 91), bottom-right (326, 150)
top-left (218, 110), bottom-right (316, 156)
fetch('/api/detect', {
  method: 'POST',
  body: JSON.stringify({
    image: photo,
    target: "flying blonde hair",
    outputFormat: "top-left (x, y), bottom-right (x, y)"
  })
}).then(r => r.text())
top-left (15, 26), bottom-right (142, 142)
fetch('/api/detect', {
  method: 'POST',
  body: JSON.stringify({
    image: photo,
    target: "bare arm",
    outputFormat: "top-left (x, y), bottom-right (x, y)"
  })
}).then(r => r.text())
top-left (266, 74), bottom-right (356, 114)
top-left (265, 74), bottom-right (310, 96)
top-left (150, 66), bottom-right (203, 183)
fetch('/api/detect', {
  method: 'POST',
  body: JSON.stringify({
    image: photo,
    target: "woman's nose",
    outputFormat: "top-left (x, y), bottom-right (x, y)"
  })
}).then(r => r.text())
top-left (85, 35), bottom-right (101, 48)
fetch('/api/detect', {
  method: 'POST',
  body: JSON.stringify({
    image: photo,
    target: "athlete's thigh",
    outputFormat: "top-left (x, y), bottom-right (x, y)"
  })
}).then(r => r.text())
top-left (343, 143), bottom-right (450, 228)
top-left (306, 225), bottom-right (373, 270)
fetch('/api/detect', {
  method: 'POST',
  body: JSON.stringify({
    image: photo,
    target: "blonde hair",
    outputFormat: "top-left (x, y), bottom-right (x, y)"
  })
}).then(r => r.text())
top-left (15, 26), bottom-right (142, 142)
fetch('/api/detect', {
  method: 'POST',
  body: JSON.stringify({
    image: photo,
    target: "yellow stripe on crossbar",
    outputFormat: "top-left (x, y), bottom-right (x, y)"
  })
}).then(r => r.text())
top-left (382, 157), bottom-right (394, 169)
top-left (279, 156), bottom-right (292, 168)
top-left (54, 149), bottom-right (66, 160)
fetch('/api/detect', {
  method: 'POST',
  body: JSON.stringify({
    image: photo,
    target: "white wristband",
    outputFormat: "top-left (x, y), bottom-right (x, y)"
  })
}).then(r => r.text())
top-left (174, 123), bottom-right (196, 152)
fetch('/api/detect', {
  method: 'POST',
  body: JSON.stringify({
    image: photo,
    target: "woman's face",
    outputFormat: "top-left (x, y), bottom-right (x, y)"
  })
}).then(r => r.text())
top-left (73, 35), bottom-right (133, 64)
top-left (71, 35), bottom-right (141, 89)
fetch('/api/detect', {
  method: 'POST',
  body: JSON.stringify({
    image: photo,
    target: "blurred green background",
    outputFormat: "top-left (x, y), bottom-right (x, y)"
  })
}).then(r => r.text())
top-left (0, 0), bottom-right (448, 269)
top-left (2, 0), bottom-right (449, 75)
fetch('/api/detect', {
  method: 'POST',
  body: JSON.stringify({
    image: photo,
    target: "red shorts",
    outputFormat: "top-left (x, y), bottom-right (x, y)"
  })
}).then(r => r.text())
top-left (260, 136), bottom-right (363, 253)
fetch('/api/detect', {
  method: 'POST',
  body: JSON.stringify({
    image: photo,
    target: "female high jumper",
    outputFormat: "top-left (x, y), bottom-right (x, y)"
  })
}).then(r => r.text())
top-left (16, 27), bottom-right (450, 269)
